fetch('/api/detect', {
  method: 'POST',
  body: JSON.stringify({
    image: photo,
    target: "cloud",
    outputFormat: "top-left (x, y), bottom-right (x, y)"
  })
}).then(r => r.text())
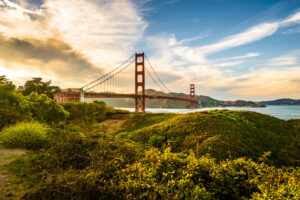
top-left (0, 0), bottom-right (147, 87)
top-left (145, 10), bottom-right (300, 99)
top-left (269, 55), bottom-right (298, 66)
top-left (168, 11), bottom-right (300, 65)
top-left (197, 11), bottom-right (300, 55)
top-left (229, 53), bottom-right (261, 60)
top-left (1, 0), bottom-right (300, 100)
top-left (212, 61), bottom-right (243, 68)
top-left (282, 11), bottom-right (300, 24)
top-left (0, 0), bottom-right (38, 14)
top-left (225, 67), bottom-right (300, 100)
top-left (211, 52), bottom-right (260, 67)
top-left (0, 0), bottom-right (147, 63)
top-left (192, 22), bottom-right (279, 56)
top-left (0, 33), bottom-right (105, 87)
top-left (283, 26), bottom-right (300, 34)
top-left (168, 33), bottom-right (209, 46)
top-left (165, 0), bottom-right (181, 5)
top-left (268, 50), bottom-right (300, 66)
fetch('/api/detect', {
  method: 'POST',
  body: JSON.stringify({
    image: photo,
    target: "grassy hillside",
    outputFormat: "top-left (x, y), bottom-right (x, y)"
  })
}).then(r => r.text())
top-left (119, 110), bottom-right (299, 166)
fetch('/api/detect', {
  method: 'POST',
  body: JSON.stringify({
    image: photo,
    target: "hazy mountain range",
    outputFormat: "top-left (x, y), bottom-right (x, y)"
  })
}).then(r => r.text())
top-left (259, 98), bottom-right (300, 105)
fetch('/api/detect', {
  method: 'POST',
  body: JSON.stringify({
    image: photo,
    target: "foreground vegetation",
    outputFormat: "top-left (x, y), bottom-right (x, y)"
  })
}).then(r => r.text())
top-left (0, 76), bottom-right (299, 199)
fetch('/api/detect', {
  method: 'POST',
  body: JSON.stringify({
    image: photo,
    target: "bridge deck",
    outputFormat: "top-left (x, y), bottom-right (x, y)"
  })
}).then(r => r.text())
top-left (54, 91), bottom-right (197, 103)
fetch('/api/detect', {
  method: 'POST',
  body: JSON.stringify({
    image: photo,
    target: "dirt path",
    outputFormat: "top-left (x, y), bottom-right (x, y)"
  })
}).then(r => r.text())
top-left (0, 148), bottom-right (25, 200)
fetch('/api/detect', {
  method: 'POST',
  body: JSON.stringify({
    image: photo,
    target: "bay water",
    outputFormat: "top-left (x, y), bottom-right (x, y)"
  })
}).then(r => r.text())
top-left (118, 105), bottom-right (300, 120)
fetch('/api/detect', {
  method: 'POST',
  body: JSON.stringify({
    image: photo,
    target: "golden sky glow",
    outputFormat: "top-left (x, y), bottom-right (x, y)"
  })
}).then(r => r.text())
top-left (0, 0), bottom-right (299, 100)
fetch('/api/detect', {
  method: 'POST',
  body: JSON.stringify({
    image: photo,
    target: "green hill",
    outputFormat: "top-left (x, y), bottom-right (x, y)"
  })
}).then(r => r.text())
top-left (119, 110), bottom-right (299, 166)
top-left (260, 98), bottom-right (300, 105)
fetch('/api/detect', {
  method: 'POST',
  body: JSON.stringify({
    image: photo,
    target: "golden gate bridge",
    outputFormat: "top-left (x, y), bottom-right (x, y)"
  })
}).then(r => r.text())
top-left (54, 52), bottom-right (198, 112)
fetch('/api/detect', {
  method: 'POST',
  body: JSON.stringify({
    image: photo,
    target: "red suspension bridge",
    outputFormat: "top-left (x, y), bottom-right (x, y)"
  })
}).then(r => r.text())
top-left (54, 53), bottom-right (198, 112)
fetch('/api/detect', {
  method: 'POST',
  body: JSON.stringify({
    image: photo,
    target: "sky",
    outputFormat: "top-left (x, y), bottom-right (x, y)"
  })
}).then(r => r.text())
top-left (0, 0), bottom-right (300, 100)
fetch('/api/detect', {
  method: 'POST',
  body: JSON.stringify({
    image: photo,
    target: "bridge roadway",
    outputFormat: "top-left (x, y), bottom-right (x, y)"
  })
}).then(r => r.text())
top-left (54, 91), bottom-right (197, 103)
top-left (85, 92), bottom-right (197, 102)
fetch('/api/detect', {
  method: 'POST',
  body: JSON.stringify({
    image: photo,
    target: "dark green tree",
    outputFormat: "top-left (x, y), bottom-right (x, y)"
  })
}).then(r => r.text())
top-left (0, 75), bottom-right (15, 91)
top-left (27, 92), bottom-right (69, 124)
top-left (23, 78), bottom-right (61, 99)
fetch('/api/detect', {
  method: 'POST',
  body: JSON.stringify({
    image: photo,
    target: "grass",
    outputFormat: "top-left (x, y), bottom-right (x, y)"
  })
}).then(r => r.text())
top-left (118, 113), bottom-right (177, 133)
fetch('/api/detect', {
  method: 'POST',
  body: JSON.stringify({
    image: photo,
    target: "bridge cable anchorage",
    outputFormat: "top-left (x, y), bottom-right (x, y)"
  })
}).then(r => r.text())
top-left (145, 54), bottom-right (171, 93)
top-left (81, 54), bottom-right (134, 90)
top-left (85, 60), bottom-right (135, 91)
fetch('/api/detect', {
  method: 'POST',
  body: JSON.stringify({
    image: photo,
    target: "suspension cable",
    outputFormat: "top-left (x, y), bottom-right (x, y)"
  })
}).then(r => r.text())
top-left (145, 54), bottom-right (171, 93)
top-left (145, 68), bottom-right (165, 93)
top-left (85, 60), bottom-right (134, 91)
top-left (81, 54), bottom-right (134, 89)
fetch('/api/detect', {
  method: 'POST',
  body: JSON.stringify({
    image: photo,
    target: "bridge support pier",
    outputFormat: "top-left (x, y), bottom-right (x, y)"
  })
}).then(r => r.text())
top-left (190, 84), bottom-right (196, 108)
top-left (135, 53), bottom-right (145, 113)
top-left (80, 89), bottom-right (85, 102)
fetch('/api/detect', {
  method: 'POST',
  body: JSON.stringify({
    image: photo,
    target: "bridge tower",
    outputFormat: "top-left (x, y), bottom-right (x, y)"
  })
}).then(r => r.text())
top-left (135, 53), bottom-right (145, 113)
top-left (190, 84), bottom-right (196, 108)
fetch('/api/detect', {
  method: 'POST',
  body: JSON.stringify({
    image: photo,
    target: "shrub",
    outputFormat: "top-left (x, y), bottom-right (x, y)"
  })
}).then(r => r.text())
top-left (15, 146), bottom-right (300, 200)
top-left (27, 92), bottom-right (69, 124)
top-left (0, 122), bottom-right (50, 149)
top-left (0, 84), bottom-right (68, 125)
top-left (62, 101), bottom-right (107, 124)
top-left (0, 108), bottom-right (30, 130)
top-left (47, 132), bottom-right (98, 169)
top-left (0, 84), bottom-right (31, 115)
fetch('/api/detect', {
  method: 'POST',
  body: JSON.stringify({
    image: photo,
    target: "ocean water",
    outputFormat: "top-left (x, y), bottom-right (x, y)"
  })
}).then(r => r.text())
top-left (118, 105), bottom-right (300, 120)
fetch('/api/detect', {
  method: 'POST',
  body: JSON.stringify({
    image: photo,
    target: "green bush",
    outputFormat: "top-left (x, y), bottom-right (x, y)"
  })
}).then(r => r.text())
top-left (13, 144), bottom-right (300, 200)
top-left (27, 92), bottom-right (69, 124)
top-left (0, 122), bottom-right (50, 149)
top-left (0, 83), bottom-right (68, 125)
top-left (47, 132), bottom-right (98, 170)
top-left (0, 84), bottom-right (31, 115)
top-left (62, 101), bottom-right (107, 124)
top-left (0, 108), bottom-right (31, 130)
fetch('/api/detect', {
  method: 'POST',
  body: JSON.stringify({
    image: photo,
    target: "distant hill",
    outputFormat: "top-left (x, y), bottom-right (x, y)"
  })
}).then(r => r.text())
top-left (88, 89), bottom-right (265, 108)
top-left (259, 98), bottom-right (300, 105)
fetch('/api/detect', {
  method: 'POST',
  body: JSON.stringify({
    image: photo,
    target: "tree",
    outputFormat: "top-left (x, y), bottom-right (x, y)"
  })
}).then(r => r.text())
top-left (27, 92), bottom-right (69, 124)
top-left (23, 78), bottom-right (61, 99)
top-left (0, 75), bottom-right (15, 91)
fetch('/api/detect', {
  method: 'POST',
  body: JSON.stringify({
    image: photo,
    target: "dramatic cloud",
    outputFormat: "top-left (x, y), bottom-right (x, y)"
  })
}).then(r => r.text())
top-left (0, 33), bottom-right (106, 87)
top-left (1, 0), bottom-right (299, 99)
top-left (0, 0), bottom-right (147, 86)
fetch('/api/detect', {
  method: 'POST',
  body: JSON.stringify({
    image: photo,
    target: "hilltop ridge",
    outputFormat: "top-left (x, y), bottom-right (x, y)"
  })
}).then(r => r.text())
top-left (259, 98), bottom-right (300, 105)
